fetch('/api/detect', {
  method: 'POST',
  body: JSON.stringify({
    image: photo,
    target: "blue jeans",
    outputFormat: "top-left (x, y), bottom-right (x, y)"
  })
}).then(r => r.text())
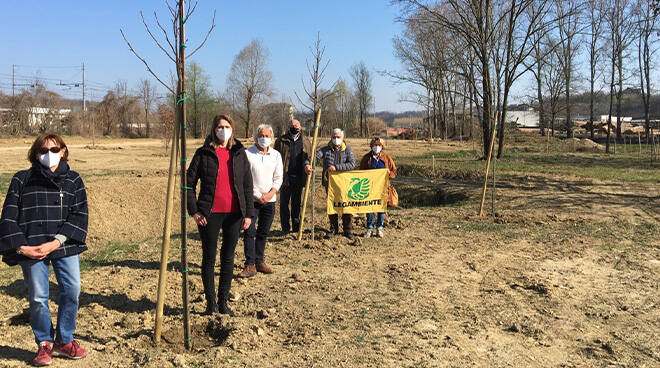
top-left (366, 213), bottom-right (385, 230)
top-left (20, 255), bottom-right (81, 344)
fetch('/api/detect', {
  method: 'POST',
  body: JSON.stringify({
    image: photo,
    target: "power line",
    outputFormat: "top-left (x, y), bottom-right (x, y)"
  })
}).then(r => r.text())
top-left (13, 64), bottom-right (82, 69)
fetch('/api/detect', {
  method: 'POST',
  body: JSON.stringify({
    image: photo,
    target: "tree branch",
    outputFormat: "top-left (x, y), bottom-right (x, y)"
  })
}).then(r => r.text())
top-left (120, 29), bottom-right (175, 94)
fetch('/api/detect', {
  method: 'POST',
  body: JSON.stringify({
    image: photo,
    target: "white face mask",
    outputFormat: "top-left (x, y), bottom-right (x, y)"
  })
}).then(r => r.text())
top-left (332, 137), bottom-right (342, 146)
top-left (39, 151), bottom-right (61, 168)
top-left (372, 145), bottom-right (382, 154)
top-left (216, 128), bottom-right (232, 142)
top-left (257, 137), bottom-right (272, 148)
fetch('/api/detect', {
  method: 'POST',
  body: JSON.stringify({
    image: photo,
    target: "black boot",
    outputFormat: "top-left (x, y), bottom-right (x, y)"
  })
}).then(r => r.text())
top-left (203, 301), bottom-right (219, 315)
top-left (218, 299), bottom-right (235, 317)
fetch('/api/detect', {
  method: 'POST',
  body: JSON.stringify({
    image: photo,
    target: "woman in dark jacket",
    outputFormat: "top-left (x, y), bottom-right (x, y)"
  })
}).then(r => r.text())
top-left (0, 133), bottom-right (89, 366)
top-left (186, 114), bottom-right (254, 316)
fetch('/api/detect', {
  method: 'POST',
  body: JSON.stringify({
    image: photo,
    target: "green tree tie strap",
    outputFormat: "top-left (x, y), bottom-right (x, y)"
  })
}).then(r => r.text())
top-left (183, 186), bottom-right (193, 190)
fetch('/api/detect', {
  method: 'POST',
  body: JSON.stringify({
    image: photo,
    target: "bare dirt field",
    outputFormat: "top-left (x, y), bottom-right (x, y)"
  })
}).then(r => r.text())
top-left (0, 135), bottom-right (658, 367)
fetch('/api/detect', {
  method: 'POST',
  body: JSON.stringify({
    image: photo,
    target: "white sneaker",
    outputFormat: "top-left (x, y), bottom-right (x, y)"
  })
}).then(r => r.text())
top-left (364, 229), bottom-right (373, 238)
top-left (376, 228), bottom-right (384, 238)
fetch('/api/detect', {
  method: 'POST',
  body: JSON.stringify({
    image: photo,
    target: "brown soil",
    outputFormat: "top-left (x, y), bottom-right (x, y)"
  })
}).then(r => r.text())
top-left (0, 138), bottom-right (658, 367)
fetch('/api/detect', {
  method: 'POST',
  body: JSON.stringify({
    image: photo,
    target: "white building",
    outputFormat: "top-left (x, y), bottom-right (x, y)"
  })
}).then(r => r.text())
top-left (600, 115), bottom-right (632, 124)
top-left (506, 109), bottom-right (539, 128)
top-left (0, 107), bottom-right (71, 127)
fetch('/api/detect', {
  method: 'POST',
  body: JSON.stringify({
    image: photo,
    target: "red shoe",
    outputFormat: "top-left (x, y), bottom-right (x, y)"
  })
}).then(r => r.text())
top-left (52, 340), bottom-right (87, 360)
top-left (32, 341), bottom-right (52, 366)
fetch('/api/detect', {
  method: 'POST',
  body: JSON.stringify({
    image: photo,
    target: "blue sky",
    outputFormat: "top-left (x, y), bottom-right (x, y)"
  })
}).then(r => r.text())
top-left (0, 0), bottom-right (419, 112)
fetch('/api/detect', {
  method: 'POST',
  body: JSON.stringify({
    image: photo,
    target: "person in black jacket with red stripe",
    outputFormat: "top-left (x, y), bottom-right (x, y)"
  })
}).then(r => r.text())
top-left (0, 133), bottom-right (88, 366)
top-left (186, 115), bottom-right (254, 316)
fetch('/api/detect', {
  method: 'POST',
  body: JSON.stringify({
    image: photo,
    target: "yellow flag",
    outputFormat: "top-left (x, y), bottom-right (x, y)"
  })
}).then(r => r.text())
top-left (327, 169), bottom-right (389, 215)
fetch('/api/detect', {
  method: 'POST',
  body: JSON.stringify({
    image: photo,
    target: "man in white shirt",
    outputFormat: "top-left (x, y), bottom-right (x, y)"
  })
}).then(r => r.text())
top-left (239, 124), bottom-right (283, 278)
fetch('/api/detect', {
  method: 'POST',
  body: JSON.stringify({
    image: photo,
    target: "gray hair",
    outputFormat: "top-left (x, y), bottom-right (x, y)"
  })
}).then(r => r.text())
top-left (331, 128), bottom-right (344, 138)
top-left (254, 123), bottom-right (274, 140)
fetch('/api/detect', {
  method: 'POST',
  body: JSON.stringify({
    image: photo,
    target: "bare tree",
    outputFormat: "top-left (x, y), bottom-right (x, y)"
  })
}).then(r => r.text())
top-left (138, 78), bottom-right (157, 137)
top-left (187, 61), bottom-right (215, 138)
top-left (226, 39), bottom-right (273, 138)
top-left (296, 32), bottom-right (334, 131)
top-left (636, 0), bottom-right (659, 141)
top-left (555, 0), bottom-right (583, 139)
top-left (605, 0), bottom-right (636, 152)
top-left (332, 78), bottom-right (356, 135)
top-left (587, 0), bottom-right (606, 140)
top-left (543, 37), bottom-right (567, 137)
top-left (350, 61), bottom-right (373, 137)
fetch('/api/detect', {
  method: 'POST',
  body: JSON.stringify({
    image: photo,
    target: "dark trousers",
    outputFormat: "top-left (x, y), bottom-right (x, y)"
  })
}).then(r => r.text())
top-left (199, 212), bottom-right (242, 305)
top-left (329, 214), bottom-right (353, 235)
top-left (279, 180), bottom-right (304, 232)
top-left (243, 201), bottom-right (275, 265)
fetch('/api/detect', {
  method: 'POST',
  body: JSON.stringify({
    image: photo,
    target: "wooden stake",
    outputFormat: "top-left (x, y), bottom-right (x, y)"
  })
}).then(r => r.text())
top-left (432, 155), bottom-right (436, 176)
top-left (154, 118), bottom-right (179, 344)
top-left (298, 108), bottom-right (322, 241)
top-left (638, 131), bottom-right (641, 156)
top-left (479, 111), bottom-right (499, 216)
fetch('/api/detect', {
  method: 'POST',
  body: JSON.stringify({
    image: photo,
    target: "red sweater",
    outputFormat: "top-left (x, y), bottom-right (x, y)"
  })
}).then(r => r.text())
top-left (211, 147), bottom-right (240, 213)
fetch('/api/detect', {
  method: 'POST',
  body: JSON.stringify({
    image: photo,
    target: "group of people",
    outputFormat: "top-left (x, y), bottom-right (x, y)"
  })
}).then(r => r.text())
top-left (0, 114), bottom-right (397, 366)
top-left (186, 115), bottom-right (397, 318)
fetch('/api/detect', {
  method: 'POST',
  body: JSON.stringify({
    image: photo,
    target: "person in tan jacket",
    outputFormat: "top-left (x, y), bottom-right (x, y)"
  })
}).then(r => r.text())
top-left (359, 137), bottom-right (397, 238)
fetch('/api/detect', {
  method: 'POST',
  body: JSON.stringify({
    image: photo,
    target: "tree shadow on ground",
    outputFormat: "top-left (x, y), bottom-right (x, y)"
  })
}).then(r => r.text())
top-left (0, 280), bottom-right (182, 316)
top-left (82, 259), bottom-right (205, 277)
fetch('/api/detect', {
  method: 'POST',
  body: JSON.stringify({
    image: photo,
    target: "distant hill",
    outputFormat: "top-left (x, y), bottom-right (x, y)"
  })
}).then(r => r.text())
top-left (373, 110), bottom-right (425, 126)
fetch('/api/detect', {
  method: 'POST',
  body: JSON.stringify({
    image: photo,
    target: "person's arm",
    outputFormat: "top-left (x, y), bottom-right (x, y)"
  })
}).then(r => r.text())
top-left (56, 173), bottom-right (88, 245)
top-left (262, 152), bottom-right (283, 202)
top-left (242, 152), bottom-right (255, 218)
top-left (388, 154), bottom-right (397, 179)
top-left (273, 152), bottom-right (284, 192)
top-left (0, 173), bottom-right (29, 253)
top-left (186, 150), bottom-right (202, 216)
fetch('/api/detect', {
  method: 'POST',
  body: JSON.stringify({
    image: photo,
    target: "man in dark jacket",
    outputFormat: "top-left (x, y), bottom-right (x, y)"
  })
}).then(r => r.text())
top-left (273, 119), bottom-right (311, 233)
top-left (305, 128), bottom-right (356, 239)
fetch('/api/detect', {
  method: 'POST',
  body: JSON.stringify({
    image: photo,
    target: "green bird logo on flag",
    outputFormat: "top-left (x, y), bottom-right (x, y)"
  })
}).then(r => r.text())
top-left (347, 178), bottom-right (370, 200)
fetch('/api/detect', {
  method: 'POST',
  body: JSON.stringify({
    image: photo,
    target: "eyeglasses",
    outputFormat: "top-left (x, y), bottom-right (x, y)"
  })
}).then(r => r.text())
top-left (38, 146), bottom-right (61, 154)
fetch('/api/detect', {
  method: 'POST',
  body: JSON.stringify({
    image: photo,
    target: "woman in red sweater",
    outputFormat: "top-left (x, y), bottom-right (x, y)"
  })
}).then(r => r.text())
top-left (187, 115), bottom-right (254, 316)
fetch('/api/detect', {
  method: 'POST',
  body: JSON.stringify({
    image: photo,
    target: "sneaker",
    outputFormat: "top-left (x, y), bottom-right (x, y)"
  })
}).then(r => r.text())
top-left (364, 229), bottom-right (373, 238)
top-left (255, 263), bottom-right (274, 274)
top-left (32, 341), bottom-right (52, 366)
top-left (325, 232), bottom-right (337, 239)
top-left (376, 228), bottom-right (384, 238)
top-left (345, 233), bottom-right (355, 240)
top-left (238, 265), bottom-right (257, 278)
top-left (52, 340), bottom-right (87, 360)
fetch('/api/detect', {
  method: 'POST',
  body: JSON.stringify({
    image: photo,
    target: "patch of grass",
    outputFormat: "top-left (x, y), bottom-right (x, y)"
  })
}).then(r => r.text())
top-left (462, 222), bottom-right (507, 232)
top-left (397, 149), bottom-right (660, 182)
top-left (80, 241), bottom-right (141, 272)
top-left (0, 173), bottom-right (13, 195)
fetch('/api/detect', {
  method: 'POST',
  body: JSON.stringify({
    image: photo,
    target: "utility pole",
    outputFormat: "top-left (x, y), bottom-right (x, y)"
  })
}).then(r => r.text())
top-left (12, 64), bottom-right (15, 96)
